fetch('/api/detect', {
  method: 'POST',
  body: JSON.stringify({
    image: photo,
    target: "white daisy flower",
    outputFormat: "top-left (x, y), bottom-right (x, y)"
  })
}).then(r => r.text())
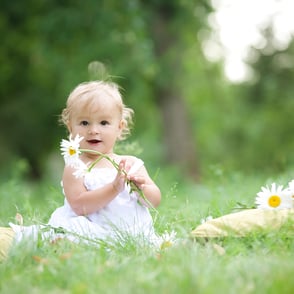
top-left (60, 134), bottom-right (84, 167)
top-left (287, 179), bottom-right (294, 207)
top-left (255, 183), bottom-right (293, 210)
top-left (159, 230), bottom-right (177, 250)
top-left (287, 179), bottom-right (294, 194)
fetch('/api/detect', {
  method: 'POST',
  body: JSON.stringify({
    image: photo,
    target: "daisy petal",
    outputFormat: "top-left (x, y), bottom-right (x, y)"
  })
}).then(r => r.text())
top-left (255, 182), bottom-right (292, 210)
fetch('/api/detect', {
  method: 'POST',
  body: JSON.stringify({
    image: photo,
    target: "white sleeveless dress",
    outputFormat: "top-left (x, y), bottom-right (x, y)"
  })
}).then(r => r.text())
top-left (47, 159), bottom-right (157, 244)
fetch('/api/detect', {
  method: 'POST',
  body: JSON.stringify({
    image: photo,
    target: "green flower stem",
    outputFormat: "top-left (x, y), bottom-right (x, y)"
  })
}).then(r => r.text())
top-left (79, 148), bottom-right (158, 215)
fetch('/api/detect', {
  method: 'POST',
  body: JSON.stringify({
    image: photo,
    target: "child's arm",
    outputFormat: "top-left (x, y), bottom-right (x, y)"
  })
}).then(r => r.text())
top-left (62, 160), bottom-right (128, 216)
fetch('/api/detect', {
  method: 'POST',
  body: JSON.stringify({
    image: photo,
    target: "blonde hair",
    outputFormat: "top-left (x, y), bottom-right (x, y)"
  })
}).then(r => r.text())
top-left (60, 81), bottom-right (134, 141)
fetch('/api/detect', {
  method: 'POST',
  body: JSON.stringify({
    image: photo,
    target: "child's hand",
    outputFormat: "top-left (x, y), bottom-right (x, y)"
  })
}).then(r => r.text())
top-left (112, 159), bottom-right (130, 193)
top-left (127, 174), bottom-right (146, 191)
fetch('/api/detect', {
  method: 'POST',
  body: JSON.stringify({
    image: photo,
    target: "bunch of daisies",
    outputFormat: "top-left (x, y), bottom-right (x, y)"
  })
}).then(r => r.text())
top-left (255, 180), bottom-right (294, 210)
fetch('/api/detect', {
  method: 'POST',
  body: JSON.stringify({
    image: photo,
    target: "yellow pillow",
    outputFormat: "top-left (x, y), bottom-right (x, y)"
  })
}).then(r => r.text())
top-left (0, 227), bottom-right (15, 262)
top-left (191, 209), bottom-right (294, 238)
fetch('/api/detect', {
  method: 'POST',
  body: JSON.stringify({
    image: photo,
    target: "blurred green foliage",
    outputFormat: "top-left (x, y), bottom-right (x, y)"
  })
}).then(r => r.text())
top-left (0, 0), bottom-right (293, 180)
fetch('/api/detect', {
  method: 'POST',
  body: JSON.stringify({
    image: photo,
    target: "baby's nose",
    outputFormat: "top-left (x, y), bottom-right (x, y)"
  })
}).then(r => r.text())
top-left (88, 124), bottom-right (100, 134)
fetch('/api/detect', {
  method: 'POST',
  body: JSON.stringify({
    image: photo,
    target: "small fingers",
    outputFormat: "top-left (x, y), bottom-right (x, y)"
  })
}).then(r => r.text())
top-left (128, 175), bottom-right (146, 189)
top-left (118, 159), bottom-right (133, 174)
top-left (118, 159), bottom-right (127, 172)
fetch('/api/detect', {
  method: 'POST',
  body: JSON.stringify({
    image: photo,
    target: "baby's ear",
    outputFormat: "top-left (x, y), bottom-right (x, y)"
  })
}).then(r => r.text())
top-left (119, 120), bottom-right (125, 131)
top-left (66, 123), bottom-right (72, 133)
top-left (117, 119), bottom-right (126, 141)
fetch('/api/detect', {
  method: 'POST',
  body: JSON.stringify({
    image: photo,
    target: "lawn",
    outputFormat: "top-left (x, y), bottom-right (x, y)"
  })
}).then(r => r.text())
top-left (0, 165), bottom-right (293, 294)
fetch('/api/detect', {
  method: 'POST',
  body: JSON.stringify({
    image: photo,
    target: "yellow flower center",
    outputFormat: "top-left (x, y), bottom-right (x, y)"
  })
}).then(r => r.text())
top-left (268, 195), bottom-right (281, 208)
top-left (69, 147), bottom-right (76, 156)
top-left (160, 241), bottom-right (172, 250)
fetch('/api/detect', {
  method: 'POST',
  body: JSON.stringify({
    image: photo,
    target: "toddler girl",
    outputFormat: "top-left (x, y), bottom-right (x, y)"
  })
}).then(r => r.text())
top-left (1, 81), bottom-right (162, 260)
top-left (48, 80), bottom-right (161, 242)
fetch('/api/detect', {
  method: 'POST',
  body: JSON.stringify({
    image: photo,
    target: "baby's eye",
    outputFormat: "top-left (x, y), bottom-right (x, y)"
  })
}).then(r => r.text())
top-left (100, 120), bottom-right (109, 126)
top-left (80, 120), bottom-right (89, 126)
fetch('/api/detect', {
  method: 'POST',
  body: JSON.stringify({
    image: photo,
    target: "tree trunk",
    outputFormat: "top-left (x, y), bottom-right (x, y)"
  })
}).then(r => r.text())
top-left (157, 88), bottom-right (199, 179)
top-left (151, 4), bottom-right (199, 179)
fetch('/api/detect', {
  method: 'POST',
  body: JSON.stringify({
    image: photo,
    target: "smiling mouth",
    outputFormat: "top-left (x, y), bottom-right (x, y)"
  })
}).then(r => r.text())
top-left (87, 139), bottom-right (101, 144)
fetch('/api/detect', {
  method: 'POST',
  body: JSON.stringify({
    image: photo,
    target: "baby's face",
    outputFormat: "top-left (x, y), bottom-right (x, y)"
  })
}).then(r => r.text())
top-left (68, 97), bottom-right (124, 157)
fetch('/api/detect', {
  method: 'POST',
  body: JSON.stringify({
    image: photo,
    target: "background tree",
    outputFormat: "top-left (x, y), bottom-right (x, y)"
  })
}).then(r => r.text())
top-left (1, 0), bottom-right (293, 180)
top-left (141, 0), bottom-right (212, 179)
top-left (0, 0), bottom-right (212, 180)
top-left (221, 24), bottom-right (294, 173)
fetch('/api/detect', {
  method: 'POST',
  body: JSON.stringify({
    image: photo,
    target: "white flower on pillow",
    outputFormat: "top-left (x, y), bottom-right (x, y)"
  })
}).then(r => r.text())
top-left (256, 183), bottom-right (293, 210)
top-left (287, 179), bottom-right (294, 197)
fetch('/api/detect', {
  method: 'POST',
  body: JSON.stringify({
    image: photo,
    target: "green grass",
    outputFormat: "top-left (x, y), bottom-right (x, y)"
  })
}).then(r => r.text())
top-left (1, 166), bottom-right (294, 294)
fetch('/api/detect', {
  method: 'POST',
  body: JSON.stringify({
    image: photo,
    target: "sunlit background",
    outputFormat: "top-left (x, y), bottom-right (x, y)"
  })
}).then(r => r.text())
top-left (203, 0), bottom-right (294, 82)
top-left (0, 0), bottom-right (293, 181)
